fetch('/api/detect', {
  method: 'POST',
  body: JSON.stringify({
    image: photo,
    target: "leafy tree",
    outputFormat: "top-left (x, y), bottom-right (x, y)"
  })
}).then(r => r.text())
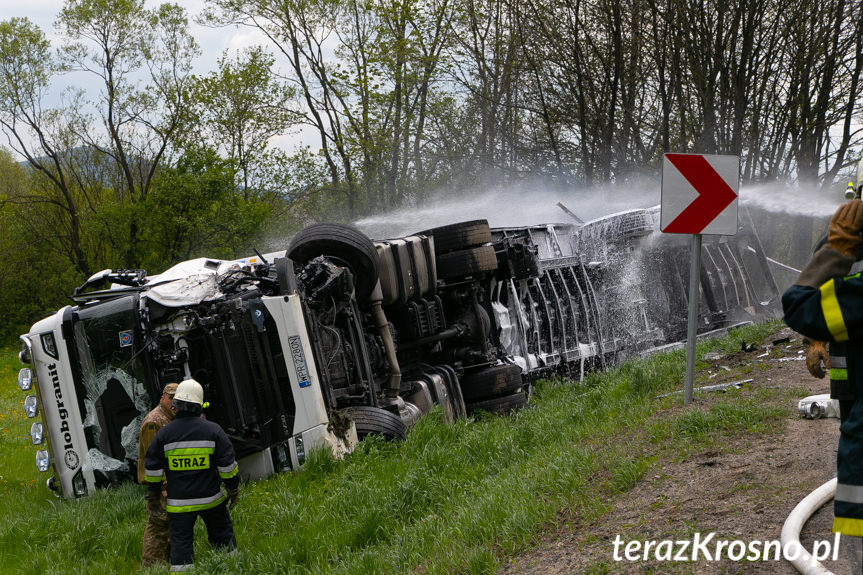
top-left (0, 148), bottom-right (79, 340)
top-left (191, 46), bottom-right (299, 198)
top-left (137, 147), bottom-right (270, 270)
top-left (57, 0), bottom-right (200, 263)
top-left (0, 17), bottom-right (93, 275)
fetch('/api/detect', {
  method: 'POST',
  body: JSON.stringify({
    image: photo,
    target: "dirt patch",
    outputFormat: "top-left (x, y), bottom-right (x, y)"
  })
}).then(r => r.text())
top-left (501, 326), bottom-right (859, 574)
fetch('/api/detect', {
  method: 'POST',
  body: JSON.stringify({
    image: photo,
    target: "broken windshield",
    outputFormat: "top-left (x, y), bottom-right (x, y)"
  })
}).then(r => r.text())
top-left (72, 296), bottom-right (151, 477)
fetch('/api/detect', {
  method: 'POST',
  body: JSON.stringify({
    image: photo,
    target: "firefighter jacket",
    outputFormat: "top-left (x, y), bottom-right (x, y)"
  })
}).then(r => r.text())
top-left (782, 245), bottom-right (863, 535)
top-left (143, 411), bottom-right (240, 514)
top-left (809, 236), bottom-right (863, 400)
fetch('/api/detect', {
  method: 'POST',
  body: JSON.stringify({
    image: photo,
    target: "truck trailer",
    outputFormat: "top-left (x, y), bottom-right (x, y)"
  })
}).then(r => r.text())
top-left (15, 207), bottom-right (781, 498)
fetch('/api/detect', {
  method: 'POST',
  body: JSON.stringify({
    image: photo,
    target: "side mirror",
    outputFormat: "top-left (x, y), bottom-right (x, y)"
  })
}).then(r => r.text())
top-left (73, 269), bottom-right (113, 296)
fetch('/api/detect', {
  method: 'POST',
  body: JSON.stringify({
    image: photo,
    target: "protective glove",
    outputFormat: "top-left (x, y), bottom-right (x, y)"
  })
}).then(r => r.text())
top-left (804, 340), bottom-right (830, 379)
top-left (227, 487), bottom-right (239, 511)
top-left (828, 199), bottom-right (863, 256)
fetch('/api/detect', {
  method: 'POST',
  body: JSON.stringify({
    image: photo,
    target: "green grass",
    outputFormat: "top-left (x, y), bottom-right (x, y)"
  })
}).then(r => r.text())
top-left (0, 320), bottom-right (795, 574)
top-left (0, 349), bottom-right (50, 498)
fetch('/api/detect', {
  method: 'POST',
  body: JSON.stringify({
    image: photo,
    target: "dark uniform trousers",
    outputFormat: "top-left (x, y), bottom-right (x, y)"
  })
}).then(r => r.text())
top-left (144, 411), bottom-right (240, 573)
top-left (169, 500), bottom-right (236, 568)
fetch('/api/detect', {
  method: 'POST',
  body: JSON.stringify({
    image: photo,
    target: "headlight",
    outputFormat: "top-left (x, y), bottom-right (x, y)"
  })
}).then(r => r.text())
top-left (40, 332), bottom-right (57, 359)
top-left (18, 368), bottom-right (32, 391)
top-left (35, 449), bottom-right (50, 472)
top-left (295, 435), bottom-right (306, 466)
top-left (24, 395), bottom-right (38, 418)
top-left (72, 469), bottom-right (87, 497)
top-left (47, 476), bottom-right (61, 498)
top-left (30, 422), bottom-right (44, 444)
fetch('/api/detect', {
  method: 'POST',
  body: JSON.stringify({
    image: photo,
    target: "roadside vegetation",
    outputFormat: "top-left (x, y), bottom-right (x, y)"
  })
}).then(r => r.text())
top-left (0, 0), bottom-right (857, 342)
top-left (0, 320), bottom-right (805, 574)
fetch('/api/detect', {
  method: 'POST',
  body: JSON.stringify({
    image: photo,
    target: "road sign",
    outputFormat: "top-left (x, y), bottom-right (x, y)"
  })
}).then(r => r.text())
top-left (661, 154), bottom-right (739, 235)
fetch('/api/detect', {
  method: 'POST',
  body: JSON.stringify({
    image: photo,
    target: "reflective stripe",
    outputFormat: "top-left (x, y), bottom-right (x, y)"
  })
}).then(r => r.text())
top-left (170, 564), bottom-right (190, 572)
top-left (829, 355), bottom-right (847, 369)
top-left (164, 440), bottom-right (215, 452)
top-left (167, 492), bottom-right (226, 513)
top-left (144, 468), bottom-right (164, 483)
top-left (834, 516), bottom-right (863, 536)
top-left (165, 447), bottom-right (214, 456)
top-left (218, 461), bottom-right (239, 479)
top-left (830, 368), bottom-right (848, 381)
top-left (835, 483), bottom-right (863, 504)
top-left (821, 279), bottom-right (849, 342)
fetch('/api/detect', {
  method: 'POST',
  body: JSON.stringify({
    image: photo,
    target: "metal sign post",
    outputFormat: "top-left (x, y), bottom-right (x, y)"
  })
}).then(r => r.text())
top-left (684, 234), bottom-right (702, 404)
top-left (660, 153), bottom-right (740, 404)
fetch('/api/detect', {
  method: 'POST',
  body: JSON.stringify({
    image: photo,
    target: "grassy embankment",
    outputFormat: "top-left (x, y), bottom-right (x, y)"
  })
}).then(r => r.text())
top-left (0, 320), bottom-right (803, 574)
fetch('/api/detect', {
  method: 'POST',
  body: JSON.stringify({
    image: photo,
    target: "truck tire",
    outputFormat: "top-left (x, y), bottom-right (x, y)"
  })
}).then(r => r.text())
top-left (466, 390), bottom-right (528, 415)
top-left (460, 364), bottom-right (524, 402)
top-left (288, 223), bottom-right (380, 302)
top-left (436, 245), bottom-right (498, 281)
top-left (341, 406), bottom-right (407, 441)
top-left (419, 220), bottom-right (492, 254)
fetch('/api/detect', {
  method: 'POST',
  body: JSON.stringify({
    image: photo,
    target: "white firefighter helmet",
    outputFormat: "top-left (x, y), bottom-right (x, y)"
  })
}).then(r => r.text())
top-left (174, 378), bottom-right (204, 406)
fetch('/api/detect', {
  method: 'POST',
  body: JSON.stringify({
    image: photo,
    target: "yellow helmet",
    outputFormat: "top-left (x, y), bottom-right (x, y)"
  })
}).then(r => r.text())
top-left (174, 379), bottom-right (204, 406)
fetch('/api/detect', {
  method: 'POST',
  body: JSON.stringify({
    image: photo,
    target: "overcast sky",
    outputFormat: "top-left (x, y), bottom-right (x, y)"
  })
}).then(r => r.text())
top-left (0, 0), bottom-right (252, 70)
top-left (0, 0), bottom-right (315, 151)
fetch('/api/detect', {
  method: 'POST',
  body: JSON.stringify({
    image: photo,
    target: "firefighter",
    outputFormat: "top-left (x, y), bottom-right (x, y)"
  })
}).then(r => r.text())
top-left (800, 231), bottom-right (863, 423)
top-left (143, 378), bottom-right (240, 572)
top-left (783, 198), bottom-right (863, 537)
top-left (138, 382), bottom-right (178, 566)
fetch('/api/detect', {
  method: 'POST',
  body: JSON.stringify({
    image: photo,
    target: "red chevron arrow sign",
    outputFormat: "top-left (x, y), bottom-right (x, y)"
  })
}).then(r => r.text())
top-left (660, 153), bottom-right (739, 235)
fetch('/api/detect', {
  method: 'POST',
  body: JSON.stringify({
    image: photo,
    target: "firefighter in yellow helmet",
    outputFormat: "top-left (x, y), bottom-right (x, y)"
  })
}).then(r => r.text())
top-left (143, 379), bottom-right (240, 572)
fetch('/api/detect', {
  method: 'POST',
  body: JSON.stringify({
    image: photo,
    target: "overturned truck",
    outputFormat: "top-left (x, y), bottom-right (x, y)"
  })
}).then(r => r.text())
top-left (16, 206), bottom-right (781, 498)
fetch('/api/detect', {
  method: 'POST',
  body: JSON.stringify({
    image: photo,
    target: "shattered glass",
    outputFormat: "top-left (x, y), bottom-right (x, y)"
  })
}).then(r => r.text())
top-left (73, 296), bottom-right (152, 472)
top-left (86, 448), bottom-right (127, 473)
top-left (81, 367), bottom-right (150, 464)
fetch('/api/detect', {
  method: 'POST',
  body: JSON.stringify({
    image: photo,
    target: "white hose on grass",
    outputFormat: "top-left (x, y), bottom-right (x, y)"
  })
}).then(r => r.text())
top-left (780, 477), bottom-right (837, 575)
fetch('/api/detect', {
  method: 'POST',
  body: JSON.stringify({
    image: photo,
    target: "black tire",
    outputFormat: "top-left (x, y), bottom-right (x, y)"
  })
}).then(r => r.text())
top-left (419, 220), bottom-right (492, 254)
top-left (460, 364), bottom-right (524, 403)
top-left (436, 245), bottom-right (498, 281)
top-left (341, 406), bottom-right (407, 441)
top-left (467, 390), bottom-right (528, 415)
top-left (288, 223), bottom-right (380, 302)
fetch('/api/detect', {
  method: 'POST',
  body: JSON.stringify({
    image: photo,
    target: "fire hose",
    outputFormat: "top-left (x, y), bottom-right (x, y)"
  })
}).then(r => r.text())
top-left (780, 477), bottom-right (837, 575)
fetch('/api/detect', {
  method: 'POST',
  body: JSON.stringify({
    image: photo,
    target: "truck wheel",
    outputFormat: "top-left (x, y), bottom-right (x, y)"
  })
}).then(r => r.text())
top-left (341, 406), bottom-right (407, 441)
top-left (419, 220), bottom-right (492, 254)
top-left (466, 390), bottom-right (528, 415)
top-left (460, 364), bottom-right (524, 402)
top-left (436, 245), bottom-right (498, 280)
top-left (288, 223), bottom-right (380, 302)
